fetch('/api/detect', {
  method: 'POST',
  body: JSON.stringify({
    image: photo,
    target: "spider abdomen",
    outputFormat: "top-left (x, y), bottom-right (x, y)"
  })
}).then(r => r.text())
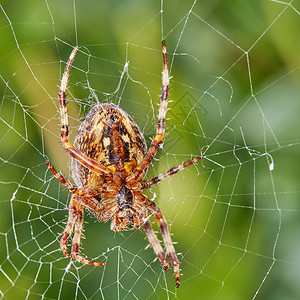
top-left (71, 103), bottom-right (147, 188)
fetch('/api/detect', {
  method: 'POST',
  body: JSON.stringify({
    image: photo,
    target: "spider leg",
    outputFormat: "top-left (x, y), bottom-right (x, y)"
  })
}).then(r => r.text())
top-left (71, 201), bottom-right (105, 266)
top-left (60, 194), bottom-right (77, 258)
top-left (59, 194), bottom-right (105, 266)
top-left (127, 41), bottom-right (169, 183)
top-left (142, 219), bottom-right (169, 271)
top-left (152, 209), bottom-right (180, 288)
top-left (155, 212), bottom-right (179, 287)
top-left (47, 162), bottom-right (76, 192)
top-left (139, 193), bottom-right (180, 287)
top-left (58, 47), bottom-right (108, 175)
top-left (140, 156), bottom-right (202, 190)
top-left (47, 162), bottom-right (106, 219)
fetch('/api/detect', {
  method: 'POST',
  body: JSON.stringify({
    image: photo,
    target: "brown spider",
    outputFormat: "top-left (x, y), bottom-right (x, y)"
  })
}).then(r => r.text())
top-left (47, 41), bottom-right (201, 288)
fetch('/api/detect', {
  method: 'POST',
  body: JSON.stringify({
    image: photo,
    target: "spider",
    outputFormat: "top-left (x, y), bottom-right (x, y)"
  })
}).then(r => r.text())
top-left (47, 41), bottom-right (201, 288)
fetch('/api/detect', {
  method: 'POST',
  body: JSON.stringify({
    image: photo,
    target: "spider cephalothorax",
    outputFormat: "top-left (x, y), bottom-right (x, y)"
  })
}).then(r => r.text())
top-left (47, 41), bottom-right (201, 287)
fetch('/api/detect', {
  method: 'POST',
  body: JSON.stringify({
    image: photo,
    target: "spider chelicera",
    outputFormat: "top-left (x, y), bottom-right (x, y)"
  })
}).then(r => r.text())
top-left (47, 41), bottom-right (201, 287)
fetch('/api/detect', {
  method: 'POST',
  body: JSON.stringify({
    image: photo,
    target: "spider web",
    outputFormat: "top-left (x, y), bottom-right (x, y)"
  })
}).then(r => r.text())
top-left (1, 0), bottom-right (300, 299)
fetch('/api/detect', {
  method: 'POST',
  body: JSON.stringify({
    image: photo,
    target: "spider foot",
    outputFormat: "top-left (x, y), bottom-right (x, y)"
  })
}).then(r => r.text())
top-left (71, 244), bottom-right (105, 266)
top-left (175, 276), bottom-right (180, 288)
top-left (72, 253), bottom-right (105, 266)
top-left (172, 264), bottom-right (180, 288)
top-left (158, 253), bottom-right (169, 271)
top-left (61, 247), bottom-right (71, 258)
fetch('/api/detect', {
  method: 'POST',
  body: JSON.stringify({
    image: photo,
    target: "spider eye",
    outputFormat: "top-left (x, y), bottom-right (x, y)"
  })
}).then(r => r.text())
top-left (117, 185), bottom-right (133, 209)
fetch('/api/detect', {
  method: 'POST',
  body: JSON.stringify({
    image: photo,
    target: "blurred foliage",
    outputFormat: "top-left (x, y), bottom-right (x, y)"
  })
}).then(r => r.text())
top-left (0, 0), bottom-right (300, 299)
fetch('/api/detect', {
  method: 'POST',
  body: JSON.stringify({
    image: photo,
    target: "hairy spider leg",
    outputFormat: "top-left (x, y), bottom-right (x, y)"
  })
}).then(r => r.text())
top-left (59, 195), bottom-right (104, 266)
top-left (58, 47), bottom-right (109, 175)
top-left (60, 195), bottom-right (76, 258)
top-left (136, 156), bottom-right (202, 190)
top-left (47, 162), bottom-right (105, 266)
top-left (143, 219), bottom-right (170, 271)
top-left (70, 200), bottom-right (105, 266)
top-left (46, 162), bottom-right (103, 217)
top-left (139, 193), bottom-right (180, 288)
top-left (46, 162), bottom-right (77, 192)
top-left (126, 40), bottom-right (169, 184)
top-left (61, 196), bottom-right (105, 266)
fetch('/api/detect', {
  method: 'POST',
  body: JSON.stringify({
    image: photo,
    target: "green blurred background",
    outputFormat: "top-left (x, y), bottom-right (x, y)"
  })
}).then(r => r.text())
top-left (1, 0), bottom-right (300, 299)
